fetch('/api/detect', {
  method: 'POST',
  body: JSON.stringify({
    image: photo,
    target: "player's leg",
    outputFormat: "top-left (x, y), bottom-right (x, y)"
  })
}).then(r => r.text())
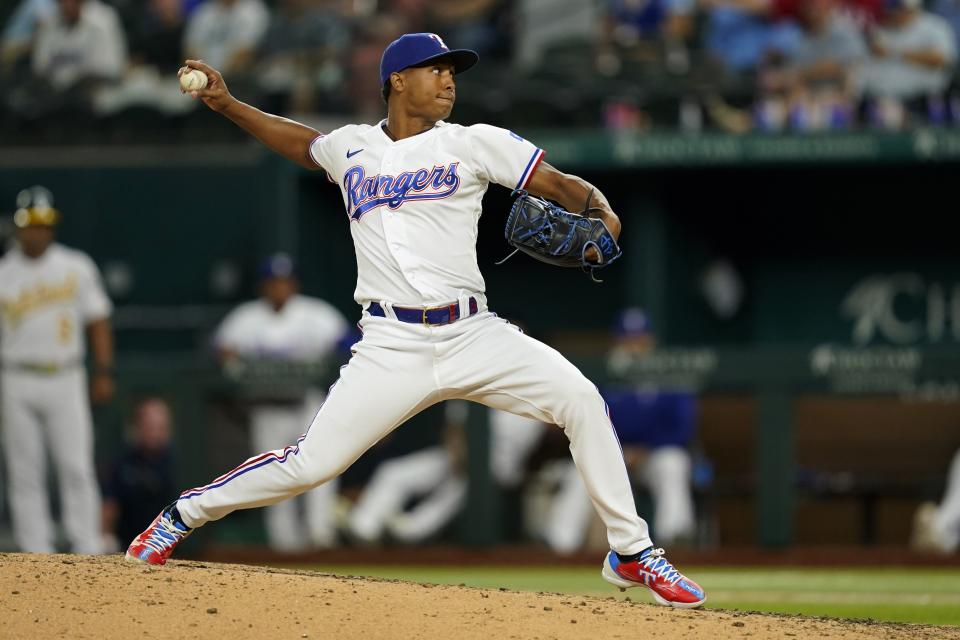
top-left (1, 372), bottom-right (57, 553)
top-left (249, 405), bottom-right (307, 552)
top-left (385, 410), bottom-right (544, 543)
top-left (304, 477), bottom-right (339, 548)
top-left (542, 459), bottom-right (595, 554)
top-left (439, 317), bottom-right (651, 555)
top-left (177, 326), bottom-right (438, 528)
top-left (489, 410), bottom-right (547, 487)
top-left (440, 315), bottom-right (705, 607)
top-left (912, 447), bottom-right (960, 553)
top-left (347, 446), bottom-right (454, 543)
top-left (387, 475), bottom-right (466, 543)
top-left (126, 318), bottom-right (440, 564)
top-left (300, 390), bottom-right (340, 549)
top-left (640, 446), bottom-right (696, 545)
top-left (934, 448), bottom-right (960, 551)
top-left (44, 370), bottom-right (104, 554)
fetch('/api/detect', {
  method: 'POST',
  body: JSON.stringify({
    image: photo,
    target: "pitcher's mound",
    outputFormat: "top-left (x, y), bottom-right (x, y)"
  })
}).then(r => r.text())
top-left (0, 553), bottom-right (949, 639)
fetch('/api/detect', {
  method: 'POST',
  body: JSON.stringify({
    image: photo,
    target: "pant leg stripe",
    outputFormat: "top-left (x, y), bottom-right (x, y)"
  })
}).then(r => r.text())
top-left (179, 364), bottom-right (348, 500)
top-left (179, 445), bottom-right (299, 499)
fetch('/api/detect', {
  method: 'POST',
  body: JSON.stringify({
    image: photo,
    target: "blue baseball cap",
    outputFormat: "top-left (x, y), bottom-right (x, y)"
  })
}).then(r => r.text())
top-left (258, 253), bottom-right (295, 280)
top-left (380, 33), bottom-right (479, 87)
top-left (615, 308), bottom-right (653, 338)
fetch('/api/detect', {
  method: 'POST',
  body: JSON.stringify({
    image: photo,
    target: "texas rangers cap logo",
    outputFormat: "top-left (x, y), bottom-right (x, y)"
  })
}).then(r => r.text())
top-left (428, 33), bottom-right (449, 50)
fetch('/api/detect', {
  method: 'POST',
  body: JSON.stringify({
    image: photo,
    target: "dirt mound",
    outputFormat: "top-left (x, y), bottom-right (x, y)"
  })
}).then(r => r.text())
top-left (0, 553), bottom-right (952, 639)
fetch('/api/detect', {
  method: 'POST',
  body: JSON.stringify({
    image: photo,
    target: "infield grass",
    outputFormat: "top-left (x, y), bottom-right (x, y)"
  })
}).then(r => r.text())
top-left (293, 565), bottom-right (960, 627)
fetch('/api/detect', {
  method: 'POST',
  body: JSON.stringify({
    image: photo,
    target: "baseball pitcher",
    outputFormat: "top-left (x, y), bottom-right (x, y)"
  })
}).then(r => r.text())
top-left (125, 33), bottom-right (706, 608)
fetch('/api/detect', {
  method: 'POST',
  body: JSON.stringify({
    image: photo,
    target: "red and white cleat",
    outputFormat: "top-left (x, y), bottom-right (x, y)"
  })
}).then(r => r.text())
top-left (124, 503), bottom-right (192, 566)
top-left (601, 547), bottom-right (706, 608)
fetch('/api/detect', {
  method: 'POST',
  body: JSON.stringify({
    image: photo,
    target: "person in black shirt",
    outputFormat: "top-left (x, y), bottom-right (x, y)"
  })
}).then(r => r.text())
top-left (101, 397), bottom-right (177, 551)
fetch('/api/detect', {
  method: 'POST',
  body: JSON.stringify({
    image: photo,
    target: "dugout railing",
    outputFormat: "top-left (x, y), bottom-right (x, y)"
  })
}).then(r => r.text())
top-left (64, 346), bottom-right (960, 551)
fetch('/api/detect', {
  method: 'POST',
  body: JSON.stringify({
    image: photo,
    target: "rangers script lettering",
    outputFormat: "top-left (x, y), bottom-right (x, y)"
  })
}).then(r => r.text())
top-left (344, 162), bottom-right (460, 221)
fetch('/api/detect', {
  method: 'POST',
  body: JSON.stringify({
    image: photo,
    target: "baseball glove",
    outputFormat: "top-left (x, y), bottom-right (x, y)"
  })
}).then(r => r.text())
top-left (498, 189), bottom-right (622, 282)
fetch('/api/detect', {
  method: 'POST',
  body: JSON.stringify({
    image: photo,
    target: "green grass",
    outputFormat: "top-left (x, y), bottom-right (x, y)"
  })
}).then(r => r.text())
top-left (290, 565), bottom-right (960, 627)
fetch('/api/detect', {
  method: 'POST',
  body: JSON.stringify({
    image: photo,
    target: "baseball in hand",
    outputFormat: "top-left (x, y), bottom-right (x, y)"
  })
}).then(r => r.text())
top-left (180, 69), bottom-right (208, 92)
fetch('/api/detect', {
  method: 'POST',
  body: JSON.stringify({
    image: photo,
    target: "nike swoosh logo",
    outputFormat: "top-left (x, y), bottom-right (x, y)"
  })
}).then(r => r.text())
top-left (346, 149), bottom-right (363, 158)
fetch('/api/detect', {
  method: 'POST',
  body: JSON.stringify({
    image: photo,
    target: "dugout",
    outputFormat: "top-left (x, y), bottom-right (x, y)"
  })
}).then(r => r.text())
top-left (1, 130), bottom-right (959, 549)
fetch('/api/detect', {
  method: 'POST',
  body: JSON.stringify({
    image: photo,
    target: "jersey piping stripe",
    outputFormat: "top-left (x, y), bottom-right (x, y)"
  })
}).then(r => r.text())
top-left (603, 396), bottom-right (625, 458)
top-left (515, 148), bottom-right (545, 191)
top-left (597, 385), bottom-right (629, 471)
top-left (601, 394), bottom-right (648, 529)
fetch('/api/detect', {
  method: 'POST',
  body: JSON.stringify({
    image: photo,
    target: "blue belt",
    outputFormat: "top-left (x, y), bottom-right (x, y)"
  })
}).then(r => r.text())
top-left (368, 297), bottom-right (479, 326)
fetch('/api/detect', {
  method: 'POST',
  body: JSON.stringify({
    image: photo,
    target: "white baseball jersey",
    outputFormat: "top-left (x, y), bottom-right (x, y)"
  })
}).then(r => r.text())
top-left (0, 243), bottom-right (112, 365)
top-left (214, 294), bottom-right (348, 361)
top-left (308, 120), bottom-right (544, 308)
top-left (172, 118), bottom-right (656, 566)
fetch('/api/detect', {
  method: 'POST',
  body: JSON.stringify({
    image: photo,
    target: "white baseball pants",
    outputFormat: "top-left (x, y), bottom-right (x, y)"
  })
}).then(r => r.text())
top-left (543, 446), bottom-right (696, 553)
top-left (177, 311), bottom-right (652, 555)
top-left (1, 368), bottom-right (103, 554)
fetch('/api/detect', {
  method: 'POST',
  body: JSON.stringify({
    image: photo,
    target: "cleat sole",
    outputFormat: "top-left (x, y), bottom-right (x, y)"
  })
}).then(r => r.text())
top-left (653, 591), bottom-right (706, 609)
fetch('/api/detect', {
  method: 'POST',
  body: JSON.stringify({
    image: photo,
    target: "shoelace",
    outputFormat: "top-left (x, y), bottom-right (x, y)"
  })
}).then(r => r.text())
top-left (639, 548), bottom-right (682, 585)
top-left (141, 514), bottom-right (189, 555)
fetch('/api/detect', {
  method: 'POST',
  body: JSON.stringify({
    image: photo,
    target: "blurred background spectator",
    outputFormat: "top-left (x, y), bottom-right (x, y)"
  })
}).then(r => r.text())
top-left (696, 0), bottom-right (802, 75)
top-left (213, 253), bottom-right (348, 552)
top-left (33, 0), bottom-right (126, 91)
top-left (343, 410), bottom-right (464, 546)
top-left (912, 447), bottom-right (960, 554)
top-left (754, 0), bottom-right (866, 131)
top-left (5, 0), bottom-right (127, 122)
top-left (860, 0), bottom-right (956, 127)
top-left (604, 309), bottom-right (700, 546)
top-left (540, 309), bottom-right (700, 553)
top-left (183, 0), bottom-right (268, 74)
top-left (424, 0), bottom-right (509, 58)
top-left (345, 402), bottom-right (547, 545)
top-left (256, 0), bottom-right (351, 114)
top-left (1, 0), bottom-right (55, 72)
top-left (0, 185), bottom-right (114, 556)
top-left (101, 397), bottom-right (177, 553)
top-left (4, 0), bottom-right (960, 135)
top-left (130, 0), bottom-right (186, 75)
